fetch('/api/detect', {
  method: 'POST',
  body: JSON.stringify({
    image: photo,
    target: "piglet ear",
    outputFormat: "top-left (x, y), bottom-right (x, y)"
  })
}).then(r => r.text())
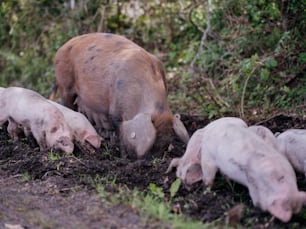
top-left (173, 113), bottom-right (189, 144)
top-left (185, 163), bottom-right (203, 185)
top-left (85, 135), bottom-right (103, 149)
top-left (267, 199), bottom-right (292, 223)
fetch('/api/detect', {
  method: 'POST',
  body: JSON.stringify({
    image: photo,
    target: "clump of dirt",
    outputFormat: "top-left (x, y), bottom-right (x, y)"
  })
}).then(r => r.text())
top-left (1, 114), bottom-right (306, 229)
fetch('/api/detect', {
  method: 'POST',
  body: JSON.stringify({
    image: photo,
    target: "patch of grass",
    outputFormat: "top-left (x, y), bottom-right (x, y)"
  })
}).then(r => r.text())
top-left (126, 187), bottom-right (208, 229)
top-left (92, 179), bottom-right (209, 228)
top-left (48, 150), bottom-right (61, 161)
top-left (22, 171), bottom-right (31, 181)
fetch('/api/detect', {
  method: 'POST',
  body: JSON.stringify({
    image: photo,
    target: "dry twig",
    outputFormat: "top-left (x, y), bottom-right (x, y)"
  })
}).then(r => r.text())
top-left (189, 0), bottom-right (212, 73)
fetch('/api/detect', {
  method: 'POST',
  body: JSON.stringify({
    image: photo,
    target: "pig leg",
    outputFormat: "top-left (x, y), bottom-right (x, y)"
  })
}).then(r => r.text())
top-left (200, 147), bottom-right (218, 187)
top-left (7, 118), bottom-right (21, 141)
top-left (23, 126), bottom-right (32, 138)
top-left (31, 128), bottom-right (48, 151)
top-left (201, 160), bottom-right (218, 187)
top-left (0, 113), bottom-right (8, 127)
top-left (166, 158), bottom-right (181, 173)
top-left (119, 138), bottom-right (128, 159)
top-left (57, 85), bottom-right (77, 110)
top-left (23, 126), bottom-right (39, 148)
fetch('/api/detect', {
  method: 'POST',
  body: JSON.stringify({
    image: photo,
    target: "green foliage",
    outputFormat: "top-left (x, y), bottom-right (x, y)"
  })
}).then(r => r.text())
top-left (48, 150), bottom-right (61, 161)
top-left (168, 0), bottom-right (305, 119)
top-left (149, 183), bottom-right (165, 199)
top-left (0, 0), bottom-right (305, 118)
top-left (22, 171), bottom-right (31, 181)
top-left (92, 179), bottom-right (207, 228)
top-left (170, 178), bottom-right (181, 199)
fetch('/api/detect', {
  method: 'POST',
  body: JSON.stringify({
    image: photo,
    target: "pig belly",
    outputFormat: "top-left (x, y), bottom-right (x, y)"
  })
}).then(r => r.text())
top-left (76, 97), bottom-right (112, 130)
top-left (215, 156), bottom-right (252, 188)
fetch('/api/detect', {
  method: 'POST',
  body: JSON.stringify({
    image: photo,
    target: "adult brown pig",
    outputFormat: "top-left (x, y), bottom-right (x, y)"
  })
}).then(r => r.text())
top-left (167, 117), bottom-right (306, 222)
top-left (52, 32), bottom-right (189, 158)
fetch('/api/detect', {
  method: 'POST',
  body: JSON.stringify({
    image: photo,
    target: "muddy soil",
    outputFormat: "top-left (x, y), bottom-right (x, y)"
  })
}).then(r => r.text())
top-left (1, 114), bottom-right (306, 229)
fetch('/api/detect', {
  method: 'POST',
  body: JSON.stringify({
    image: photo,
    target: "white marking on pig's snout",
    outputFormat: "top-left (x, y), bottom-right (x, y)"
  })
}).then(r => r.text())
top-left (130, 132), bottom-right (136, 139)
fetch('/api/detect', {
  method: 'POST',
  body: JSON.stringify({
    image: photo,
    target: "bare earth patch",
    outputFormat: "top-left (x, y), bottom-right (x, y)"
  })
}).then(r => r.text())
top-left (1, 114), bottom-right (306, 228)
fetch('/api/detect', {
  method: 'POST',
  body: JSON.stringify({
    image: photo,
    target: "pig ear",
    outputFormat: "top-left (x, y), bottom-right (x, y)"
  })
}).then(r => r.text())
top-left (173, 113), bottom-right (189, 144)
top-left (267, 199), bottom-right (292, 223)
top-left (185, 163), bottom-right (203, 185)
top-left (299, 191), bottom-right (306, 206)
top-left (85, 135), bottom-right (103, 149)
top-left (165, 158), bottom-right (181, 174)
top-left (121, 113), bottom-right (156, 158)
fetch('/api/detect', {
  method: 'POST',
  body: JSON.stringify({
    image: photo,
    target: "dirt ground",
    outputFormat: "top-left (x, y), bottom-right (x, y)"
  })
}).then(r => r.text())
top-left (1, 114), bottom-right (306, 229)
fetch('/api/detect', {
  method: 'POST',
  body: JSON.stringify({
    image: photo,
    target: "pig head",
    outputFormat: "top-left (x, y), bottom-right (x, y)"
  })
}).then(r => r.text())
top-left (166, 128), bottom-right (204, 185)
top-left (52, 32), bottom-right (189, 158)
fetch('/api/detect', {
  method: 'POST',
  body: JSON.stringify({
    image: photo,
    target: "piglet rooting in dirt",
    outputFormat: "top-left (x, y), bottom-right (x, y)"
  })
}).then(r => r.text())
top-left (49, 100), bottom-right (103, 149)
top-left (167, 117), bottom-right (306, 222)
top-left (0, 87), bottom-right (74, 153)
top-left (276, 129), bottom-right (306, 176)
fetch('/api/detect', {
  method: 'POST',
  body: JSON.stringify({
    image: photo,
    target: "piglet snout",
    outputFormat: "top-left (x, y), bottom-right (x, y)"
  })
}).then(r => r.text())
top-left (56, 136), bottom-right (74, 153)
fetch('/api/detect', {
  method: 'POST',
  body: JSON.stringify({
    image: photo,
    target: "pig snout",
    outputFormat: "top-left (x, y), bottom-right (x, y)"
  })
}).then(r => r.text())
top-left (55, 136), bottom-right (74, 153)
top-left (268, 198), bottom-right (293, 222)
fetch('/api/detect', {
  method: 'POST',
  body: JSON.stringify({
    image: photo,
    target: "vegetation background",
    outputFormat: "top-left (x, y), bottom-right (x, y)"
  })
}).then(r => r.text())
top-left (0, 0), bottom-right (305, 120)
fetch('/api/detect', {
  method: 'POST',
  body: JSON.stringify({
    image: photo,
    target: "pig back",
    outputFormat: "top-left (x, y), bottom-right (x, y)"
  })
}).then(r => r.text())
top-left (55, 33), bottom-right (169, 119)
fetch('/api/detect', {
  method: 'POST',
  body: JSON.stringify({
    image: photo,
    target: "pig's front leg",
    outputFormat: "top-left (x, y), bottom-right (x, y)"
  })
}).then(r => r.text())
top-left (7, 118), bottom-right (21, 141)
top-left (0, 114), bottom-right (8, 127)
top-left (31, 128), bottom-right (48, 151)
top-left (200, 148), bottom-right (218, 187)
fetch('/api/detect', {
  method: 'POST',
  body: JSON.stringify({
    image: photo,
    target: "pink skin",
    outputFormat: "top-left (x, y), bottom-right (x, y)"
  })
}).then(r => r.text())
top-left (166, 128), bottom-right (205, 185)
top-left (167, 117), bottom-right (247, 185)
top-left (168, 117), bottom-right (306, 222)
top-left (248, 125), bottom-right (282, 153)
top-left (0, 87), bottom-right (74, 153)
top-left (49, 100), bottom-right (102, 149)
top-left (276, 129), bottom-right (306, 174)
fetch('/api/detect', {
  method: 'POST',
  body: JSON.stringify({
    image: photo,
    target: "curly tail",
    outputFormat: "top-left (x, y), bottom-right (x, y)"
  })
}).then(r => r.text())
top-left (49, 83), bottom-right (58, 101)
